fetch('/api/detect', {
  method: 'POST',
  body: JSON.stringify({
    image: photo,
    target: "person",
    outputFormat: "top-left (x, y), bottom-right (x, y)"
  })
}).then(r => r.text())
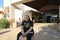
top-left (17, 15), bottom-right (34, 40)
top-left (17, 18), bottom-right (21, 27)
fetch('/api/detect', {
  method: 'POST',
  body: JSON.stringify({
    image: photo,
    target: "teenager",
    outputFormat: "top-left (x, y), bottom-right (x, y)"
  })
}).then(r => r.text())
top-left (17, 15), bottom-right (34, 40)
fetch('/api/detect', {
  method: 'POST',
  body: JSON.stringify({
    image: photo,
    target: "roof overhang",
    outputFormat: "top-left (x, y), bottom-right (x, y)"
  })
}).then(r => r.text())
top-left (4, 0), bottom-right (34, 7)
top-left (39, 4), bottom-right (59, 11)
top-left (23, 0), bottom-right (60, 11)
top-left (12, 4), bottom-right (39, 12)
top-left (11, 0), bottom-right (34, 10)
top-left (11, 0), bottom-right (34, 5)
top-left (11, 0), bottom-right (39, 12)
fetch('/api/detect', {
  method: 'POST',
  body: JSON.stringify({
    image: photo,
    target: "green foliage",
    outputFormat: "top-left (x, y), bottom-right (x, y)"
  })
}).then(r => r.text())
top-left (0, 18), bottom-right (9, 29)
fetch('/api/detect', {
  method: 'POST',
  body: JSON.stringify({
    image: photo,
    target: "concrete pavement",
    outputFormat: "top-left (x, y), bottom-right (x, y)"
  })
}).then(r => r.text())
top-left (0, 23), bottom-right (60, 40)
top-left (34, 23), bottom-right (60, 40)
top-left (0, 27), bottom-right (21, 40)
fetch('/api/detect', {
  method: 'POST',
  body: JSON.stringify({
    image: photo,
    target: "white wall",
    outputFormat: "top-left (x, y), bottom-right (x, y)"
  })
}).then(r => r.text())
top-left (15, 9), bottom-right (23, 22)
top-left (0, 14), bottom-right (4, 19)
top-left (4, 0), bottom-right (10, 7)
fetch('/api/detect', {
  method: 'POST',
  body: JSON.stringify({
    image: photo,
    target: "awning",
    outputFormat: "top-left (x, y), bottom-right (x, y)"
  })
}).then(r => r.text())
top-left (39, 4), bottom-right (59, 11)
top-left (11, 0), bottom-right (34, 10)
top-left (23, 0), bottom-right (60, 11)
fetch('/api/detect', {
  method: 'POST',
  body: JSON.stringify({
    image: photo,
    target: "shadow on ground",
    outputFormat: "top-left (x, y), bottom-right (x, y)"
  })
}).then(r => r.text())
top-left (0, 30), bottom-right (11, 35)
top-left (34, 23), bottom-right (60, 40)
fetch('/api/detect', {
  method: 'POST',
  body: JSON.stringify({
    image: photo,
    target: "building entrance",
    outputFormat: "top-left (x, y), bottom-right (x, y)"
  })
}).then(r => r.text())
top-left (46, 16), bottom-right (51, 23)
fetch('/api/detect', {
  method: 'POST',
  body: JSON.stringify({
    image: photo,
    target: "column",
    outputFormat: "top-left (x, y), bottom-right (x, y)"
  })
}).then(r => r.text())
top-left (9, 5), bottom-right (15, 28)
top-left (58, 5), bottom-right (60, 31)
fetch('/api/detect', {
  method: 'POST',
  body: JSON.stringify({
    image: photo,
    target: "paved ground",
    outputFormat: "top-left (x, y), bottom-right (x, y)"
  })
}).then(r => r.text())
top-left (34, 23), bottom-right (60, 40)
top-left (0, 23), bottom-right (60, 40)
top-left (0, 27), bottom-right (21, 40)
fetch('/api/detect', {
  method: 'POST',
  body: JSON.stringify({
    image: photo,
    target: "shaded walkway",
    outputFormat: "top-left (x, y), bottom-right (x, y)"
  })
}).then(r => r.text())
top-left (34, 23), bottom-right (60, 40)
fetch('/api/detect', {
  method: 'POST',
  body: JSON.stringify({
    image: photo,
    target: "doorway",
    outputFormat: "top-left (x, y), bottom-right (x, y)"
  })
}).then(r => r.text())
top-left (46, 16), bottom-right (51, 23)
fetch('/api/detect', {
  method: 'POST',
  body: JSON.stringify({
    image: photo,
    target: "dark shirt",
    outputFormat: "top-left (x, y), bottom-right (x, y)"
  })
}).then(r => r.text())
top-left (21, 21), bottom-right (34, 33)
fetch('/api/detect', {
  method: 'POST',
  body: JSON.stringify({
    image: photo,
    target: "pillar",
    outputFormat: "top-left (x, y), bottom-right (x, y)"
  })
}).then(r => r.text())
top-left (58, 5), bottom-right (60, 31)
top-left (9, 5), bottom-right (16, 28)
